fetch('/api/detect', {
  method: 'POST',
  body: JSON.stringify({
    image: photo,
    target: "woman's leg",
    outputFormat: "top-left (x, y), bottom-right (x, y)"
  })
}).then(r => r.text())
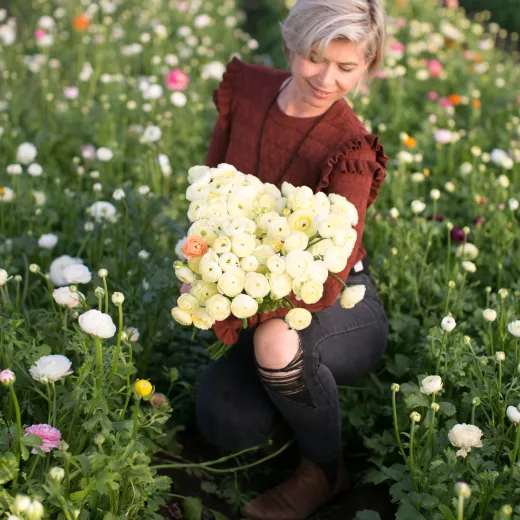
top-left (196, 327), bottom-right (282, 452)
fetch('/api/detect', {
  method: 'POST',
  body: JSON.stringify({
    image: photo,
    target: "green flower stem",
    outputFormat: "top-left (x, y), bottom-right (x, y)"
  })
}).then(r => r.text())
top-left (132, 398), bottom-right (140, 440)
top-left (27, 456), bottom-right (40, 481)
top-left (425, 394), bottom-right (436, 457)
top-left (94, 336), bottom-right (103, 407)
top-left (15, 279), bottom-right (21, 312)
top-left (455, 272), bottom-right (467, 315)
top-left (446, 226), bottom-right (452, 278)
top-left (9, 384), bottom-right (22, 490)
top-left (444, 285), bottom-right (453, 316)
top-left (63, 452), bottom-right (71, 499)
top-left (457, 495), bottom-right (465, 520)
top-left (512, 424), bottom-right (520, 467)
top-left (51, 381), bottom-right (57, 427)
top-left (111, 304), bottom-right (124, 378)
top-left (329, 272), bottom-right (348, 289)
top-left (471, 403), bottom-right (476, 425)
top-left (392, 391), bottom-right (408, 466)
top-left (488, 322), bottom-right (494, 357)
top-left (102, 276), bottom-right (109, 314)
top-left (435, 332), bottom-right (448, 374)
top-left (409, 421), bottom-right (418, 491)
top-left (46, 383), bottom-right (52, 424)
top-left (0, 286), bottom-right (9, 308)
top-left (498, 360), bottom-right (502, 395)
top-left (97, 295), bottom-right (103, 311)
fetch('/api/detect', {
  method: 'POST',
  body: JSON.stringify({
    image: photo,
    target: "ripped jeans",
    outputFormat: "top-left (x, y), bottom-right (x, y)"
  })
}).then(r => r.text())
top-left (196, 271), bottom-right (388, 466)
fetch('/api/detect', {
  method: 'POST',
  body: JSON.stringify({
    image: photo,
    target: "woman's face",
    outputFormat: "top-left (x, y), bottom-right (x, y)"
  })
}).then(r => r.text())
top-left (289, 39), bottom-right (370, 110)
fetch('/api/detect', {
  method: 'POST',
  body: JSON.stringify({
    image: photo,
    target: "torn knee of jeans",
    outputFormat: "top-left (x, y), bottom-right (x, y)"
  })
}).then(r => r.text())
top-left (255, 339), bottom-right (314, 405)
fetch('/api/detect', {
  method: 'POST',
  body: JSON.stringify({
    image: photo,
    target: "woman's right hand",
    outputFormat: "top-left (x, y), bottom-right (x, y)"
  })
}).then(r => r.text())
top-left (180, 283), bottom-right (191, 294)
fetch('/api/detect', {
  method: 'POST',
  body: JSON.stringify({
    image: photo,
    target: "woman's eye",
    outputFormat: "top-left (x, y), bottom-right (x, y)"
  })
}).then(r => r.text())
top-left (340, 67), bottom-right (354, 73)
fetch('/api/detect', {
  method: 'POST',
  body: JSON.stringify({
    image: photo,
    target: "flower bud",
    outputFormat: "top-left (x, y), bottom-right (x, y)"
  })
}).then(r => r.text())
top-left (441, 316), bottom-right (456, 332)
top-left (410, 411), bottom-right (421, 423)
top-left (69, 285), bottom-right (77, 293)
top-left (482, 309), bottom-right (497, 322)
top-left (94, 434), bottom-right (105, 445)
top-left (111, 292), bottom-right (124, 305)
top-left (135, 379), bottom-right (153, 397)
top-left (501, 505), bottom-right (512, 516)
top-left (98, 268), bottom-right (108, 278)
top-left (94, 287), bottom-right (105, 298)
top-left (472, 397), bottom-right (481, 406)
top-left (499, 288), bottom-right (508, 299)
top-left (479, 356), bottom-right (488, 365)
top-left (173, 260), bottom-right (184, 270)
top-left (446, 222), bottom-right (454, 230)
top-left (431, 402), bottom-right (440, 412)
top-left (26, 500), bottom-right (44, 520)
top-left (150, 392), bottom-right (167, 407)
top-left (0, 369), bottom-right (16, 386)
top-left (454, 482), bottom-right (471, 498)
top-left (490, 471), bottom-right (499, 479)
top-left (48, 466), bottom-right (65, 482)
top-left (485, 286), bottom-right (492, 293)
top-left (448, 280), bottom-right (456, 289)
top-left (463, 226), bottom-right (470, 235)
top-left (14, 495), bottom-right (31, 513)
top-left (29, 264), bottom-right (40, 273)
top-left (463, 336), bottom-right (471, 345)
top-left (121, 331), bottom-right (129, 341)
top-left (14, 275), bottom-right (22, 282)
top-left (59, 440), bottom-right (69, 452)
top-left (496, 351), bottom-right (506, 362)
top-left (391, 383), bottom-right (400, 392)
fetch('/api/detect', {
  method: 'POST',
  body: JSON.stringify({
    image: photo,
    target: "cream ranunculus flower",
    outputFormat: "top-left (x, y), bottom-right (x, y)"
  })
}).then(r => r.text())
top-left (285, 250), bottom-right (314, 278)
top-left (482, 309), bottom-right (497, 322)
top-left (506, 405), bottom-right (520, 424)
top-left (314, 192), bottom-right (331, 216)
top-left (262, 236), bottom-right (283, 253)
top-left (192, 308), bottom-right (215, 330)
top-left (205, 294), bottom-right (232, 321)
top-left (287, 210), bottom-right (318, 237)
top-left (231, 234), bottom-right (257, 258)
top-left (267, 217), bottom-right (291, 241)
top-left (508, 321), bottom-right (520, 337)
top-left (333, 228), bottom-right (356, 249)
top-left (267, 254), bottom-right (285, 274)
top-left (455, 243), bottom-right (479, 260)
top-left (217, 268), bottom-right (245, 297)
top-left (244, 272), bottom-right (270, 298)
top-left (420, 375), bottom-right (443, 395)
top-left (79, 309), bottom-right (116, 338)
top-left (257, 211), bottom-right (280, 233)
top-left (448, 424), bottom-right (483, 458)
top-left (29, 355), bottom-right (73, 383)
top-left (268, 273), bottom-right (293, 300)
top-left (190, 280), bottom-right (219, 303)
top-left (287, 186), bottom-right (315, 211)
top-left (340, 284), bottom-right (366, 308)
top-left (227, 195), bottom-right (253, 218)
top-left (324, 246), bottom-right (348, 273)
top-left (219, 251), bottom-right (240, 271)
top-left (306, 237), bottom-right (333, 257)
top-left (53, 286), bottom-right (85, 309)
top-left (240, 255), bottom-right (259, 272)
top-left (199, 260), bottom-right (223, 283)
top-left (174, 265), bottom-right (197, 284)
top-left (318, 214), bottom-right (344, 238)
top-left (231, 294), bottom-right (258, 319)
top-left (224, 217), bottom-right (256, 236)
top-left (186, 183), bottom-right (210, 202)
top-left (49, 255), bottom-right (84, 287)
top-left (254, 193), bottom-right (277, 213)
top-left (285, 308), bottom-right (312, 330)
top-left (299, 280), bottom-right (324, 304)
top-left (254, 245), bottom-right (277, 266)
top-left (171, 306), bottom-right (193, 326)
top-left (188, 165), bottom-right (211, 184)
top-left (212, 235), bottom-right (232, 253)
top-left (441, 316), bottom-right (457, 332)
top-left (187, 200), bottom-right (207, 222)
top-left (188, 220), bottom-right (217, 246)
top-left (177, 293), bottom-right (200, 314)
top-left (63, 264), bottom-right (92, 284)
top-left (281, 181), bottom-right (296, 198)
top-left (328, 194), bottom-right (359, 226)
top-left (307, 260), bottom-right (329, 284)
top-left (282, 231), bottom-right (309, 254)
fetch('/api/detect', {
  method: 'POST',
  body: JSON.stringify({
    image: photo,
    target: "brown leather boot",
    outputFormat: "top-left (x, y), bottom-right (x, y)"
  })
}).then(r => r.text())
top-left (242, 458), bottom-right (350, 520)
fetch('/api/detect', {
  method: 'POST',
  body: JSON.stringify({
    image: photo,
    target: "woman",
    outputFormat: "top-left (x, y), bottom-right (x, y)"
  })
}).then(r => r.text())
top-left (195, 1), bottom-right (389, 518)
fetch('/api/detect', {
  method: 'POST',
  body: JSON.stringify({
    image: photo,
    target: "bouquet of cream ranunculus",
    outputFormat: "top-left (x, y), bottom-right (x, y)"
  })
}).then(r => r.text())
top-left (171, 163), bottom-right (365, 357)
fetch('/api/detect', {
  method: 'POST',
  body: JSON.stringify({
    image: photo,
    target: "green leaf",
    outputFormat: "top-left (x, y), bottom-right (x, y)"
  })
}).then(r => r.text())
top-left (439, 402), bottom-right (457, 416)
top-left (209, 510), bottom-right (229, 520)
top-left (400, 383), bottom-right (419, 394)
top-left (404, 392), bottom-right (430, 409)
top-left (183, 497), bottom-right (203, 520)
top-left (0, 452), bottom-right (18, 485)
top-left (21, 434), bottom-right (43, 448)
top-left (438, 504), bottom-right (457, 520)
top-left (355, 510), bottom-right (382, 520)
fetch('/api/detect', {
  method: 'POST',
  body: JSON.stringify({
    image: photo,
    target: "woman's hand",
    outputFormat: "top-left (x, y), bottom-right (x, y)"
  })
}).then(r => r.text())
top-left (180, 283), bottom-right (191, 294)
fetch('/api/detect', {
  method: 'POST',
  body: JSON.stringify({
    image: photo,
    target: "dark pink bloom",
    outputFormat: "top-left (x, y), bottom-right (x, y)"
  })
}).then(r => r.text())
top-left (0, 369), bottom-right (15, 385)
top-left (34, 29), bottom-right (46, 40)
top-left (473, 216), bottom-right (484, 226)
top-left (450, 227), bottom-right (468, 242)
top-left (428, 91), bottom-right (438, 101)
top-left (427, 214), bottom-right (445, 222)
top-left (165, 69), bottom-right (190, 91)
top-left (427, 60), bottom-right (443, 78)
top-left (439, 97), bottom-right (453, 108)
top-left (25, 424), bottom-right (62, 453)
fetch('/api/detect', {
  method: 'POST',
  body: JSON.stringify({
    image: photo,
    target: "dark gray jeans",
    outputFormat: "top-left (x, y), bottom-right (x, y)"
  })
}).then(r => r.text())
top-left (196, 271), bottom-right (388, 465)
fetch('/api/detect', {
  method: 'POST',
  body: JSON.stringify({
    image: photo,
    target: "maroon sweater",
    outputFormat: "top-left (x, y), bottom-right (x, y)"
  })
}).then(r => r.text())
top-left (206, 58), bottom-right (389, 344)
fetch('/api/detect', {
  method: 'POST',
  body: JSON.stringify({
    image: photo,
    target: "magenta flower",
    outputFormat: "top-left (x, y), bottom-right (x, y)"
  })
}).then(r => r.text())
top-left (473, 216), bottom-right (484, 226)
top-left (0, 369), bottom-right (15, 386)
top-left (165, 69), bottom-right (190, 91)
top-left (427, 214), bottom-right (445, 222)
top-left (439, 97), bottom-right (453, 108)
top-left (428, 91), bottom-right (438, 101)
top-left (34, 29), bottom-right (46, 40)
top-left (391, 42), bottom-right (405, 53)
top-left (427, 60), bottom-right (443, 78)
top-left (24, 424), bottom-right (62, 453)
top-left (450, 227), bottom-right (469, 242)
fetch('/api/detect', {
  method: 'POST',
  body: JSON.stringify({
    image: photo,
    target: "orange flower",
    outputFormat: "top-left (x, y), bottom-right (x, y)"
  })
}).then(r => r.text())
top-left (472, 99), bottom-right (481, 108)
top-left (449, 94), bottom-right (461, 105)
top-left (72, 14), bottom-right (90, 32)
top-left (474, 54), bottom-right (483, 63)
top-left (182, 236), bottom-right (208, 259)
top-left (404, 136), bottom-right (417, 148)
top-left (0, 187), bottom-right (5, 196)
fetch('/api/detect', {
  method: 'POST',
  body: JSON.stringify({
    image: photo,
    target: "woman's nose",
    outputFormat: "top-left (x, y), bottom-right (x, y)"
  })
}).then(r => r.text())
top-left (316, 64), bottom-right (336, 89)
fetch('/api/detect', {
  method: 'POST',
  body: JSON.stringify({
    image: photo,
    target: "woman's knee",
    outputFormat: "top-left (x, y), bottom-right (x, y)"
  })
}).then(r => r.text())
top-left (253, 318), bottom-right (301, 369)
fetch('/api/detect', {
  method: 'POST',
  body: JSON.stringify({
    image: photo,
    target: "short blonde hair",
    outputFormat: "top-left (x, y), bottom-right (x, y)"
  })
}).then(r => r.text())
top-left (280, 0), bottom-right (386, 86)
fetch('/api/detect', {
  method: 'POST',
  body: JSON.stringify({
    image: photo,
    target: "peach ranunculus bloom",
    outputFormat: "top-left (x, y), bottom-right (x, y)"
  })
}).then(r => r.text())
top-left (72, 14), bottom-right (90, 32)
top-left (182, 236), bottom-right (207, 259)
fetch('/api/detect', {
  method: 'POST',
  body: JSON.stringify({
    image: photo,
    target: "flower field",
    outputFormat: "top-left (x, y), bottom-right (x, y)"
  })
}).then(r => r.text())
top-left (1, 0), bottom-right (520, 518)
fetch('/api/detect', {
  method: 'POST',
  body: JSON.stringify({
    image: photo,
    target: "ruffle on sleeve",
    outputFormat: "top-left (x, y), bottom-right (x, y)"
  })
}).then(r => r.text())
top-left (317, 133), bottom-right (390, 207)
top-left (212, 57), bottom-right (244, 131)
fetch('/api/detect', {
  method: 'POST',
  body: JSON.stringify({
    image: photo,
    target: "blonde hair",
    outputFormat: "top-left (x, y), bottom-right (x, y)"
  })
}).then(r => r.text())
top-left (280, 0), bottom-right (386, 87)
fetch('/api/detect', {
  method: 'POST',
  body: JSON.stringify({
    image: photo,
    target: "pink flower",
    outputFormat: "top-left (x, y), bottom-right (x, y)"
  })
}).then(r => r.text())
top-left (63, 86), bottom-right (79, 100)
top-left (24, 424), bottom-right (62, 453)
top-left (376, 70), bottom-right (386, 79)
top-left (396, 18), bottom-right (407, 29)
top-left (428, 91), bottom-right (438, 101)
top-left (439, 97), bottom-right (453, 108)
top-left (34, 29), bottom-right (47, 40)
top-left (427, 60), bottom-right (443, 78)
top-left (165, 69), bottom-right (190, 91)
top-left (391, 42), bottom-right (405, 53)
top-left (0, 369), bottom-right (15, 386)
top-left (80, 144), bottom-right (96, 162)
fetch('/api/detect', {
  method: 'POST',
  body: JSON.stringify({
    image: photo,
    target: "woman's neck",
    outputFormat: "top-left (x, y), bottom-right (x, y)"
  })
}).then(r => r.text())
top-left (277, 78), bottom-right (331, 118)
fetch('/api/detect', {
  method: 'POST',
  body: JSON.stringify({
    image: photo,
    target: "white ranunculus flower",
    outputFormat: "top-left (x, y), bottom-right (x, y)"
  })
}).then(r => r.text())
top-left (205, 294), bottom-right (232, 321)
top-left (508, 321), bottom-right (520, 338)
top-left (188, 165), bottom-right (211, 184)
top-left (448, 424), bottom-right (483, 458)
top-left (16, 142), bottom-right (37, 164)
top-left (52, 286), bottom-right (84, 308)
top-left (482, 309), bottom-right (497, 322)
top-left (177, 293), bottom-right (200, 314)
top-left (328, 195), bottom-right (359, 226)
top-left (266, 254), bottom-right (285, 274)
top-left (318, 214), bottom-right (343, 239)
top-left (231, 234), bottom-right (256, 258)
top-left (79, 309), bottom-right (117, 338)
top-left (508, 198), bottom-right (519, 211)
top-left (269, 273), bottom-right (293, 300)
top-left (0, 187), bottom-right (15, 202)
top-left (218, 252), bottom-right (240, 272)
top-left (192, 308), bottom-right (215, 330)
top-left (217, 268), bottom-right (245, 297)
top-left (420, 375), bottom-right (443, 395)
top-left (171, 91), bottom-right (187, 107)
top-left (299, 280), bottom-right (323, 304)
top-left (244, 272), bottom-right (270, 298)
top-left (285, 250), bottom-right (314, 278)
top-left (231, 293), bottom-right (258, 319)
top-left (506, 405), bottom-right (520, 424)
top-left (158, 154), bottom-right (172, 176)
top-left (323, 246), bottom-right (348, 273)
top-left (27, 163), bottom-right (43, 177)
top-left (411, 200), bottom-right (426, 214)
top-left (287, 210), bottom-right (318, 237)
top-left (174, 265), bottom-right (197, 284)
top-left (306, 237), bottom-right (334, 257)
top-left (254, 245), bottom-right (276, 266)
top-left (38, 233), bottom-right (58, 249)
top-left (49, 255), bottom-right (84, 286)
top-left (240, 255), bottom-right (259, 272)
top-left (29, 354), bottom-right (73, 382)
top-left (175, 237), bottom-right (188, 259)
top-left (0, 269), bottom-right (8, 286)
top-left (63, 264), bottom-right (92, 284)
top-left (455, 243), bottom-right (479, 260)
top-left (441, 316), bottom-right (457, 332)
top-left (96, 147), bottom-right (113, 161)
top-left (285, 308), bottom-right (312, 330)
top-left (257, 211), bottom-right (279, 232)
top-left (267, 217), bottom-right (291, 241)
top-left (87, 201), bottom-right (117, 223)
top-left (287, 186), bottom-right (315, 211)
top-left (190, 280), bottom-right (218, 302)
top-left (308, 260), bottom-right (328, 284)
top-left (171, 306), bottom-right (192, 326)
top-left (340, 284), bottom-right (366, 309)
top-left (282, 231), bottom-right (309, 254)
top-left (213, 236), bottom-right (232, 254)
top-left (199, 260), bottom-right (222, 283)
top-left (314, 192), bottom-right (331, 216)
top-left (141, 125), bottom-right (162, 143)
top-left (462, 261), bottom-right (477, 273)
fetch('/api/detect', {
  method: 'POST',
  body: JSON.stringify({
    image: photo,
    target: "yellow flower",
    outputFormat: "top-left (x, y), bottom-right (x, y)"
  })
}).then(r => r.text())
top-left (135, 379), bottom-right (153, 397)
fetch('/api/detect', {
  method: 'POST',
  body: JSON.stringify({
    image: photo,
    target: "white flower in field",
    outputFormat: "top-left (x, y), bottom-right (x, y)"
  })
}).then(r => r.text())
top-left (38, 16), bottom-right (55, 30)
top-left (430, 189), bottom-right (441, 200)
top-left (93, 183), bottom-right (102, 192)
top-left (16, 142), bottom-right (37, 164)
top-left (482, 309), bottom-right (497, 322)
top-left (434, 129), bottom-right (452, 144)
top-left (194, 14), bottom-right (212, 28)
top-left (38, 233), bottom-right (58, 249)
top-left (455, 243), bottom-right (479, 260)
top-left (201, 61), bottom-right (226, 80)
top-left (205, 294), bottom-right (231, 321)
top-left (7, 164), bottom-right (22, 175)
top-left (323, 246), bottom-right (348, 273)
top-left (244, 272), bottom-right (270, 298)
top-left (508, 198), bottom-right (519, 211)
top-left (0, 187), bottom-right (15, 202)
top-left (441, 316), bottom-right (456, 332)
top-left (420, 375), bottom-right (443, 395)
top-left (87, 201), bottom-right (117, 223)
top-left (49, 255), bottom-right (84, 286)
top-left (171, 306), bottom-right (192, 326)
top-left (506, 405), bottom-right (520, 424)
top-left (84, 222), bottom-right (94, 232)
top-left (138, 185), bottom-right (150, 195)
top-left (158, 154), bottom-right (172, 177)
top-left (0, 268), bottom-right (8, 286)
top-left (340, 285), bottom-right (366, 309)
top-left (112, 188), bottom-right (125, 201)
top-left (143, 84), bottom-right (163, 100)
top-left (53, 286), bottom-right (84, 308)
top-left (444, 181), bottom-right (456, 193)
top-left (231, 294), bottom-right (258, 319)
top-left (138, 250), bottom-right (150, 260)
top-left (448, 424), bottom-right (483, 458)
top-left (490, 149), bottom-right (513, 169)
top-left (112, 292), bottom-right (124, 305)
top-left (496, 351), bottom-right (506, 362)
top-left (27, 163), bottom-right (43, 177)
top-left (126, 326), bottom-right (140, 342)
top-left (79, 309), bottom-right (116, 338)
top-left (459, 162), bottom-right (473, 176)
top-left (454, 482), bottom-right (471, 499)
top-left (32, 190), bottom-right (46, 205)
top-left (29, 355), bottom-right (73, 383)
top-left (285, 308), bottom-right (312, 330)
top-left (96, 147), bottom-right (113, 161)
top-left (63, 86), bottom-right (79, 100)
top-left (389, 207), bottom-right (399, 219)
top-left (508, 321), bottom-right (520, 337)
top-left (462, 261), bottom-right (476, 273)
top-left (497, 175), bottom-right (510, 188)
top-left (410, 200), bottom-right (426, 214)
top-left (14, 494), bottom-right (32, 512)
top-left (63, 264), bottom-right (91, 284)
top-left (141, 125), bottom-right (162, 143)
top-left (170, 92), bottom-right (187, 107)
